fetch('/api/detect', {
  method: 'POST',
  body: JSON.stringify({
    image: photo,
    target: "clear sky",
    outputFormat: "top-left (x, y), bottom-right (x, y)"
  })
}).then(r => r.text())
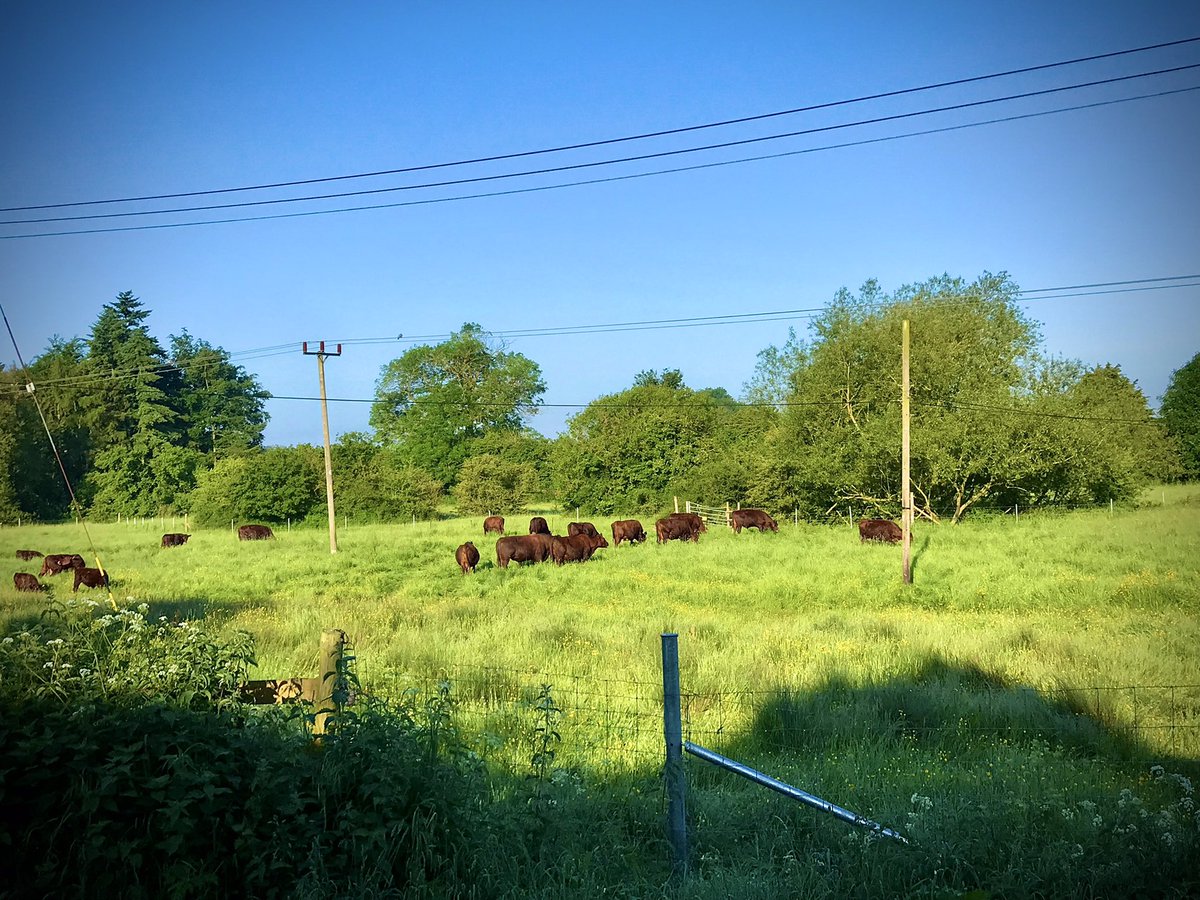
top-left (3, 2), bottom-right (1198, 446)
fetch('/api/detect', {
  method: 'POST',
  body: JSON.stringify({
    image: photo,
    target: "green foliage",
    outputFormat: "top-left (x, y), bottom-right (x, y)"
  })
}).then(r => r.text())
top-left (185, 445), bottom-right (324, 525)
top-left (1161, 351), bottom-right (1200, 478)
top-left (453, 453), bottom-right (538, 514)
top-left (332, 439), bottom-right (444, 521)
top-left (370, 323), bottom-right (546, 486)
top-left (0, 295), bottom-right (270, 522)
top-left (554, 376), bottom-right (766, 513)
top-left (0, 597), bottom-right (255, 708)
top-left (4, 339), bottom-right (93, 520)
top-left (169, 329), bottom-right (270, 459)
top-left (758, 274), bottom-right (1181, 521)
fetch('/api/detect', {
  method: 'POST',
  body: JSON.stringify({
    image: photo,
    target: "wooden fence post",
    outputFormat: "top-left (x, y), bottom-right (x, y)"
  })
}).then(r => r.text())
top-left (674, 496), bottom-right (679, 513)
top-left (314, 629), bottom-right (346, 736)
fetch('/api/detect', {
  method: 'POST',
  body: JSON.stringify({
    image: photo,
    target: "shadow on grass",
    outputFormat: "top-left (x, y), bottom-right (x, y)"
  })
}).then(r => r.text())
top-left (698, 657), bottom-right (1199, 775)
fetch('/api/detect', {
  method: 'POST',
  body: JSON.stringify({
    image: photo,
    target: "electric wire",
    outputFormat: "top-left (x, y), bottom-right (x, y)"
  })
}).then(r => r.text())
top-left (5, 35), bottom-right (1197, 214)
top-left (6, 81), bottom-right (1197, 241)
top-left (2, 274), bottom-right (1197, 393)
top-left (5, 63), bottom-right (1198, 228)
top-left (0, 301), bottom-right (117, 609)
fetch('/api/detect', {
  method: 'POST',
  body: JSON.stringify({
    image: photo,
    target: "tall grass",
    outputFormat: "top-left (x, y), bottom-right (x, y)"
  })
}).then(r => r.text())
top-left (3, 489), bottom-right (1198, 895)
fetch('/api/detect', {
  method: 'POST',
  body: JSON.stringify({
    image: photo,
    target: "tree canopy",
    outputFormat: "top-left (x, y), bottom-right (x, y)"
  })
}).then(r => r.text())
top-left (756, 274), bottom-right (1176, 521)
top-left (370, 323), bottom-right (545, 486)
top-left (1160, 351), bottom-right (1200, 479)
top-left (0, 292), bottom-right (270, 521)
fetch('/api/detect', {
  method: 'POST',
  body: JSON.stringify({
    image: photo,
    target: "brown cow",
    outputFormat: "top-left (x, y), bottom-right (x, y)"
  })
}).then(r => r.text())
top-left (667, 512), bottom-right (707, 533)
top-left (238, 524), bottom-right (275, 541)
top-left (73, 567), bottom-right (109, 592)
top-left (567, 521), bottom-right (601, 539)
top-left (161, 533), bottom-right (191, 548)
top-left (611, 519), bottom-right (646, 546)
top-left (529, 516), bottom-right (551, 535)
top-left (455, 541), bottom-right (480, 574)
top-left (39, 553), bottom-right (85, 576)
top-left (15, 550), bottom-right (43, 561)
top-left (483, 516), bottom-right (505, 535)
top-left (13, 573), bottom-right (45, 592)
top-left (656, 517), bottom-right (700, 543)
top-left (730, 509), bottom-right (779, 534)
top-left (550, 532), bottom-right (608, 565)
top-left (496, 534), bottom-right (553, 568)
top-left (859, 519), bottom-right (902, 543)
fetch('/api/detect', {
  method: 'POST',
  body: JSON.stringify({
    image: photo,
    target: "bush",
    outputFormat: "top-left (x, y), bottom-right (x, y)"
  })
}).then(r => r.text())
top-left (185, 446), bottom-right (323, 526)
top-left (453, 453), bottom-right (537, 515)
top-left (334, 446), bottom-right (443, 522)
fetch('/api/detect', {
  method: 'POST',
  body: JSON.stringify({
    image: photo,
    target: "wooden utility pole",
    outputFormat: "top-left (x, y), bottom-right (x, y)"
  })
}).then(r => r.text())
top-left (303, 341), bottom-right (342, 554)
top-left (901, 320), bottom-right (912, 585)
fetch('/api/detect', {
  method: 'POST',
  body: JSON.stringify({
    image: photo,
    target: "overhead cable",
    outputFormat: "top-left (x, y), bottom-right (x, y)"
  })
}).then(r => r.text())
top-left (5, 35), bottom-right (1197, 214)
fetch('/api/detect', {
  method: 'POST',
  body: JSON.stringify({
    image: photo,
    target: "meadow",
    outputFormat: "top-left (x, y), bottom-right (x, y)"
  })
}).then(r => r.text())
top-left (2, 487), bottom-right (1198, 897)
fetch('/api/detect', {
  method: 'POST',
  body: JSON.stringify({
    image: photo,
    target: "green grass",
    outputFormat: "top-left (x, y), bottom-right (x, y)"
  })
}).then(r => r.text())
top-left (3, 489), bottom-right (1199, 896)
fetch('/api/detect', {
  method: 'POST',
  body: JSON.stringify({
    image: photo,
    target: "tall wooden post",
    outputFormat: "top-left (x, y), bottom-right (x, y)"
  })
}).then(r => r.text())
top-left (901, 320), bottom-right (912, 585)
top-left (303, 341), bottom-right (342, 554)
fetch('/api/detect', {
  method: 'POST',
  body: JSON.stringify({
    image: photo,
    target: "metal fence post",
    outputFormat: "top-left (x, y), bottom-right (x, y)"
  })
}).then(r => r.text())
top-left (661, 633), bottom-right (688, 876)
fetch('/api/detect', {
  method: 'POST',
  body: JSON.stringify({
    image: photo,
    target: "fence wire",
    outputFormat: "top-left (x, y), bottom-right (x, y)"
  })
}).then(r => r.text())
top-left (358, 662), bottom-right (1199, 781)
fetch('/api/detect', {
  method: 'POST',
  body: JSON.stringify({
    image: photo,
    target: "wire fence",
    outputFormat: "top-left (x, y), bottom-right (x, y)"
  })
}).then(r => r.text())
top-left (358, 660), bottom-right (1200, 779)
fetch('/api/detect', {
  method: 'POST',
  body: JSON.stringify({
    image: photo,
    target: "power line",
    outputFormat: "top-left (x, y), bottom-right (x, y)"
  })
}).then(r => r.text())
top-left (6, 35), bottom-right (1197, 214)
top-left (6, 63), bottom-right (1198, 229)
top-left (6, 81), bottom-right (1197, 241)
top-left (3, 274), bottom-right (1197, 393)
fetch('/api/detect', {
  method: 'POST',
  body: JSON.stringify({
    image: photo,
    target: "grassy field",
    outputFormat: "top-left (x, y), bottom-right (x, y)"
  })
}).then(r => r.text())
top-left (3, 486), bottom-right (1199, 896)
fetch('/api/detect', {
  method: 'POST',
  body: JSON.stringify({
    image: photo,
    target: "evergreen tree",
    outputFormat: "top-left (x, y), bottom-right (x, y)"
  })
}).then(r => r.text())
top-left (170, 330), bottom-right (270, 461)
top-left (84, 291), bottom-right (190, 516)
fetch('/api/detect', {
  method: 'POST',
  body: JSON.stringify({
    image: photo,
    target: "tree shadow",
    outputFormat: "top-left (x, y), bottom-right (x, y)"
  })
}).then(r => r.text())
top-left (690, 656), bottom-right (1198, 775)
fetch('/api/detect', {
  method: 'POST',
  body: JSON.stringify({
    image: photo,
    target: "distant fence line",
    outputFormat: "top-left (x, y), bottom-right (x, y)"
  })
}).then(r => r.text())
top-left (0, 489), bottom-right (1189, 529)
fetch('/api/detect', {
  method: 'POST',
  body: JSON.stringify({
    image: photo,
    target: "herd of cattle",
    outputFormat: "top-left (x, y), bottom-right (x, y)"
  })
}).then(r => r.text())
top-left (9, 514), bottom-right (904, 590)
top-left (453, 511), bottom-right (904, 573)
top-left (7, 523), bottom-right (278, 593)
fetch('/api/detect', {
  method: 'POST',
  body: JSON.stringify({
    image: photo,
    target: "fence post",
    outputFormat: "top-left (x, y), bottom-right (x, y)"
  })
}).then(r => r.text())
top-left (314, 629), bottom-right (346, 736)
top-left (661, 633), bottom-right (688, 876)
top-left (674, 496), bottom-right (679, 513)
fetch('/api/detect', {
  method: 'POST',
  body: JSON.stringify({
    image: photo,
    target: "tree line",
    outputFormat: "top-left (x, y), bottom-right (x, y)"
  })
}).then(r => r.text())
top-left (2, 276), bottom-right (1196, 526)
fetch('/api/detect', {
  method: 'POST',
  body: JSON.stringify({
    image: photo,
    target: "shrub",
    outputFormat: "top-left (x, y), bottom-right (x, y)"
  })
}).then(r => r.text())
top-left (453, 453), bottom-right (537, 515)
top-left (185, 446), bottom-right (323, 526)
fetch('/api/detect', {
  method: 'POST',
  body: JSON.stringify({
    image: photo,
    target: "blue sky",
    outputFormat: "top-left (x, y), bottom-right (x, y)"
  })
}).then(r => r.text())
top-left (2, 2), bottom-right (1198, 446)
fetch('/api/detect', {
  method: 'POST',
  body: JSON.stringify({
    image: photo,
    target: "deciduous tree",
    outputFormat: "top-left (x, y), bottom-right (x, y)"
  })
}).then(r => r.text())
top-left (370, 324), bottom-right (545, 486)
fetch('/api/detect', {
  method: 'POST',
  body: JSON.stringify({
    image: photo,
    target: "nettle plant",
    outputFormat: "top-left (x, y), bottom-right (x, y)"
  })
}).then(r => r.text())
top-left (0, 597), bottom-right (255, 709)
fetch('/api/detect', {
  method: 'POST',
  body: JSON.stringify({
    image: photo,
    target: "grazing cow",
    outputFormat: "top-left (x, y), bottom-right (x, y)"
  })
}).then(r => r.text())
top-left (73, 567), bottom-right (109, 592)
top-left (550, 532), bottom-right (609, 565)
top-left (15, 550), bottom-right (43, 561)
top-left (611, 519), bottom-right (647, 546)
top-left (455, 541), bottom-right (480, 574)
top-left (859, 519), bottom-right (903, 543)
top-left (39, 553), bottom-right (86, 576)
top-left (483, 516), bottom-right (505, 535)
top-left (656, 517), bottom-right (700, 544)
top-left (529, 516), bottom-right (551, 535)
top-left (667, 512), bottom-right (707, 534)
top-left (567, 521), bottom-right (601, 539)
top-left (161, 533), bottom-right (191, 548)
top-left (13, 573), bottom-right (45, 592)
top-left (730, 509), bottom-right (779, 534)
top-left (238, 524), bottom-right (275, 541)
top-left (495, 534), bottom-right (553, 568)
